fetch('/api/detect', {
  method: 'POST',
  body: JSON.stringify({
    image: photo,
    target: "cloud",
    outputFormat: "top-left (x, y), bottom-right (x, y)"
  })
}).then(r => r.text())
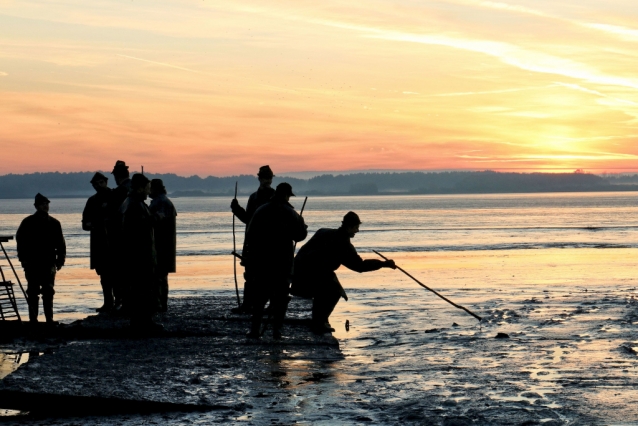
top-left (117, 54), bottom-right (202, 74)
top-left (0, 72), bottom-right (7, 77)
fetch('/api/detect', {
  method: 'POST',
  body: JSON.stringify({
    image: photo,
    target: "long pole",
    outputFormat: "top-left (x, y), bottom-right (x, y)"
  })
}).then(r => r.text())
top-left (232, 182), bottom-right (240, 307)
top-left (0, 242), bottom-right (27, 300)
top-left (373, 250), bottom-right (482, 321)
top-left (293, 197), bottom-right (308, 254)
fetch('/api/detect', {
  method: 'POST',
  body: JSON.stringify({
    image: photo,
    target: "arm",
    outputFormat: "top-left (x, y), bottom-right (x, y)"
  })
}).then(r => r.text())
top-left (292, 215), bottom-right (308, 243)
top-left (81, 199), bottom-right (92, 231)
top-left (55, 221), bottom-right (66, 270)
top-left (231, 199), bottom-right (249, 224)
top-left (341, 244), bottom-right (393, 273)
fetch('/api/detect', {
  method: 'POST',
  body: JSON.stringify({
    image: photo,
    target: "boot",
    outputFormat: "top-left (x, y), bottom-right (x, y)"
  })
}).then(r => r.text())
top-left (43, 297), bottom-right (56, 324)
top-left (246, 316), bottom-right (261, 339)
top-left (28, 296), bottom-right (39, 324)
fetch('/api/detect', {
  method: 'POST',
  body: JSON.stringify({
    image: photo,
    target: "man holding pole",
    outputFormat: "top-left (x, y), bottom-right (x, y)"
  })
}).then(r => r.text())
top-left (230, 165), bottom-right (275, 314)
top-left (291, 212), bottom-right (396, 334)
top-left (241, 183), bottom-right (307, 339)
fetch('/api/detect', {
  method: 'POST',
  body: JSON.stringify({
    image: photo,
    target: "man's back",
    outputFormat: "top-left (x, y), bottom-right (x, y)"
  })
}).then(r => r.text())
top-left (16, 211), bottom-right (66, 267)
top-left (149, 193), bottom-right (177, 273)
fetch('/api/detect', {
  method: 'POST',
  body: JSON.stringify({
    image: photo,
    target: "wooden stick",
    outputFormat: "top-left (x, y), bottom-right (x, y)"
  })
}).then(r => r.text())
top-left (373, 250), bottom-right (482, 321)
top-left (232, 182), bottom-right (240, 307)
top-left (292, 196), bottom-right (308, 254)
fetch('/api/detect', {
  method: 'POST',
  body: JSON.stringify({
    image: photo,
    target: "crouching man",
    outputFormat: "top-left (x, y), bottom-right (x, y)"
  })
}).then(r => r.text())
top-left (291, 211), bottom-right (396, 334)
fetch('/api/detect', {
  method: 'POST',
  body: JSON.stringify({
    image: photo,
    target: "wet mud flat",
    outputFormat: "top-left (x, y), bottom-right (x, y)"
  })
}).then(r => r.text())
top-left (2, 285), bottom-right (638, 425)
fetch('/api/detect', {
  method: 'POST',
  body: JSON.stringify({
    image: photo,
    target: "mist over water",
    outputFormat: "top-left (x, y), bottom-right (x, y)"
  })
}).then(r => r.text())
top-left (1, 192), bottom-right (638, 258)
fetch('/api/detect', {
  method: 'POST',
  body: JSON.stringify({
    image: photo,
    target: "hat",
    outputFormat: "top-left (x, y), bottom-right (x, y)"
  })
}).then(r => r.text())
top-left (111, 160), bottom-right (129, 174)
top-left (90, 172), bottom-right (108, 184)
top-left (274, 182), bottom-right (295, 197)
top-left (342, 211), bottom-right (361, 227)
top-left (150, 178), bottom-right (166, 192)
top-left (131, 173), bottom-right (150, 189)
top-left (34, 193), bottom-right (50, 205)
top-left (258, 165), bottom-right (274, 178)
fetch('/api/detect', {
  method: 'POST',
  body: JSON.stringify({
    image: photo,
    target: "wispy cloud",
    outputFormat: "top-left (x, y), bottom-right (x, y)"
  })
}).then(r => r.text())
top-left (117, 54), bottom-right (202, 74)
top-left (432, 85), bottom-right (556, 97)
top-left (0, 72), bottom-right (7, 77)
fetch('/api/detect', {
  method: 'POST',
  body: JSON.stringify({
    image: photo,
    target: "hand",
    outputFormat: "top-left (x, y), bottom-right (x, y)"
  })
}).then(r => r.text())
top-left (230, 198), bottom-right (240, 209)
top-left (157, 212), bottom-right (166, 220)
top-left (385, 259), bottom-right (397, 269)
top-left (55, 262), bottom-right (64, 271)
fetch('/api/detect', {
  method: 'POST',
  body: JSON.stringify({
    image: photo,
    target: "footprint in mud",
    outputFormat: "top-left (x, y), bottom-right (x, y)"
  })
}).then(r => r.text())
top-left (303, 372), bottom-right (331, 383)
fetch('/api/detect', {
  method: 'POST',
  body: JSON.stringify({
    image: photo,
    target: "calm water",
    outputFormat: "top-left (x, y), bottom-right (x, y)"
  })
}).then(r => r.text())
top-left (1, 192), bottom-right (637, 259)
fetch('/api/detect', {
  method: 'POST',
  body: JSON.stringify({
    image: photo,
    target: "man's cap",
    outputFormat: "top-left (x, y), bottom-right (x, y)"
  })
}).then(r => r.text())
top-left (111, 160), bottom-right (129, 174)
top-left (90, 172), bottom-right (108, 184)
top-left (258, 165), bottom-right (274, 178)
top-left (34, 193), bottom-right (50, 205)
top-left (150, 178), bottom-right (165, 191)
top-left (274, 182), bottom-right (295, 197)
top-left (342, 211), bottom-right (361, 227)
top-left (131, 173), bottom-right (150, 189)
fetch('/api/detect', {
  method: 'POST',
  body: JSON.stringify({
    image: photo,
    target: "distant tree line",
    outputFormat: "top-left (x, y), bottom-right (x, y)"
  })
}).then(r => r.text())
top-left (0, 170), bottom-right (636, 199)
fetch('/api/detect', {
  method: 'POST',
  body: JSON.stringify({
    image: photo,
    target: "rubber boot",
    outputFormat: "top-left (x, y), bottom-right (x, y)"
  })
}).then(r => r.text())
top-left (28, 296), bottom-right (39, 324)
top-left (43, 297), bottom-right (55, 324)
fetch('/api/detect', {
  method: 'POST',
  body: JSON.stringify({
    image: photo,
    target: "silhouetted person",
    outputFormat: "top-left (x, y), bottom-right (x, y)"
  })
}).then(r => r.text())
top-left (16, 193), bottom-right (66, 325)
top-left (149, 179), bottom-right (177, 313)
top-left (292, 212), bottom-right (396, 334)
top-left (82, 172), bottom-right (114, 312)
top-left (242, 183), bottom-right (307, 339)
top-left (230, 165), bottom-right (275, 314)
top-left (106, 160), bottom-right (132, 311)
top-left (121, 174), bottom-right (162, 331)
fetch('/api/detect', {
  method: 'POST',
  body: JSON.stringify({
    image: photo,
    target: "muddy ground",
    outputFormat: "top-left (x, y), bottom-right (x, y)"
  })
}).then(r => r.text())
top-left (1, 286), bottom-right (638, 425)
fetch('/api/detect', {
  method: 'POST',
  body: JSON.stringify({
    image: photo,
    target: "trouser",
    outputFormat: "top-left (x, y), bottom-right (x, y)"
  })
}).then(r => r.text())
top-left (156, 272), bottom-right (169, 312)
top-left (250, 279), bottom-right (291, 335)
top-left (240, 273), bottom-right (256, 311)
top-left (312, 285), bottom-right (342, 326)
top-left (24, 266), bottom-right (56, 323)
top-left (112, 266), bottom-right (126, 308)
top-left (128, 270), bottom-right (160, 326)
top-left (96, 268), bottom-right (115, 308)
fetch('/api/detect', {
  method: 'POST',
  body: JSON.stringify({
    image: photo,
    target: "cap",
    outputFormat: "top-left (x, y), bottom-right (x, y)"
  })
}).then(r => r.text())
top-left (34, 193), bottom-right (50, 205)
top-left (342, 211), bottom-right (361, 227)
top-left (111, 160), bottom-right (129, 174)
top-left (131, 173), bottom-right (150, 189)
top-left (258, 165), bottom-right (274, 178)
top-left (150, 178), bottom-right (166, 192)
top-left (274, 182), bottom-right (295, 197)
top-left (90, 172), bottom-right (108, 184)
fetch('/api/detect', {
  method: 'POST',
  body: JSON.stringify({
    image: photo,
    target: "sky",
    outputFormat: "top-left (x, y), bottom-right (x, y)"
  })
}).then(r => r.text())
top-left (2, 0), bottom-right (638, 176)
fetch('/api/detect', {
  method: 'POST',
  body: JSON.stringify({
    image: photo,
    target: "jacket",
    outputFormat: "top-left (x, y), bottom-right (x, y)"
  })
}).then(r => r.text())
top-left (16, 211), bottom-right (66, 268)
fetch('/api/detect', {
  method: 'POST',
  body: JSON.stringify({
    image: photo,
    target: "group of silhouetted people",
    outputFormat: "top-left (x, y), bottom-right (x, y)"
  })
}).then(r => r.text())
top-left (16, 160), bottom-right (176, 331)
top-left (15, 161), bottom-right (395, 338)
top-left (232, 166), bottom-right (396, 339)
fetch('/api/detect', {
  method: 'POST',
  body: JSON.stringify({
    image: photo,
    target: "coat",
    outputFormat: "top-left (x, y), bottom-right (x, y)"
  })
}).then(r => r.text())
top-left (149, 193), bottom-right (177, 273)
top-left (291, 227), bottom-right (385, 298)
top-left (82, 188), bottom-right (111, 271)
top-left (232, 187), bottom-right (275, 225)
top-left (16, 211), bottom-right (66, 269)
top-left (120, 195), bottom-right (156, 275)
top-left (242, 198), bottom-right (307, 281)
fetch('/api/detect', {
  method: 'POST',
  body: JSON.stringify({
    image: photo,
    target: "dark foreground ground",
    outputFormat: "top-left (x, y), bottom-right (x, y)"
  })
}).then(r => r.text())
top-left (1, 289), bottom-right (637, 425)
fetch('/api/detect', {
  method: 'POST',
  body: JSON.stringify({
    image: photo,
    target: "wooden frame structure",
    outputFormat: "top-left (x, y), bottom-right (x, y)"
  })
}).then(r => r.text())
top-left (0, 236), bottom-right (26, 322)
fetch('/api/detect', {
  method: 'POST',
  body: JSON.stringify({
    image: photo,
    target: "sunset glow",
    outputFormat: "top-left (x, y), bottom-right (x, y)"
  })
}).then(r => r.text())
top-left (2, 0), bottom-right (638, 175)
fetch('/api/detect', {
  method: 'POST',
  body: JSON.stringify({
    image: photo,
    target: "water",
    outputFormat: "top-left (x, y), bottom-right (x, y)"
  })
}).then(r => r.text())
top-left (1, 192), bottom-right (637, 260)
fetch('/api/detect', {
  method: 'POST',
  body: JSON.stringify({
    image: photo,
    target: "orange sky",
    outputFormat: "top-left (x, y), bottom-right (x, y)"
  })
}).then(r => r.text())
top-left (2, 0), bottom-right (638, 175)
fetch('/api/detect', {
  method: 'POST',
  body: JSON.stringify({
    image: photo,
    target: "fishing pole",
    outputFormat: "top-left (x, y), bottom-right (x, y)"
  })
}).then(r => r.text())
top-left (373, 250), bottom-right (482, 321)
top-left (232, 182), bottom-right (240, 308)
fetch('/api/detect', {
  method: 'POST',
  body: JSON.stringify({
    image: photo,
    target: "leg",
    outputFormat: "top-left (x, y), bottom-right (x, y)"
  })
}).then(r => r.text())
top-left (41, 270), bottom-right (56, 324)
top-left (158, 273), bottom-right (169, 312)
top-left (97, 269), bottom-right (114, 312)
top-left (269, 281), bottom-right (291, 339)
top-left (24, 268), bottom-right (41, 323)
top-left (311, 286), bottom-right (341, 333)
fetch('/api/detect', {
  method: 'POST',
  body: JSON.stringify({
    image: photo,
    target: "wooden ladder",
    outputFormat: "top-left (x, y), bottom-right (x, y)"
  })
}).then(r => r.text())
top-left (0, 266), bottom-right (21, 322)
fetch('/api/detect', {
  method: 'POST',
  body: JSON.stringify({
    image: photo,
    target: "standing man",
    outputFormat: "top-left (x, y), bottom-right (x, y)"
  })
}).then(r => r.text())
top-left (106, 160), bottom-right (132, 311)
top-left (230, 165), bottom-right (275, 314)
top-left (16, 193), bottom-right (66, 325)
top-left (291, 212), bottom-right (396, 334)
top-left (82, 172), bottom-right (113, 313)
top-left (121, 174), bottom-right (161, 331)
top-left (242, 183), bottom-right (307, 339)
top-left (149, 178), bottom-right (177, 313)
